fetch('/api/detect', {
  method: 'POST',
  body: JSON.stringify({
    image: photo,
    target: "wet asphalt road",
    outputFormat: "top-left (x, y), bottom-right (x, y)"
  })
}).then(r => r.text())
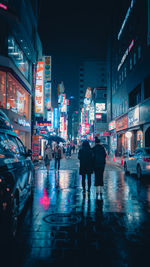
top-left (1, 154), bottom-right (150, 267)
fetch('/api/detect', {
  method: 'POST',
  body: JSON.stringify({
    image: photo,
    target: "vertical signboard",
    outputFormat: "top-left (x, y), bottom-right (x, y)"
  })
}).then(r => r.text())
top-left (53, 108), bottom-right (59, 129)
top-left (35, 61), bottom-right (44, 114)
top-left (45, 82), bottom-right (51, 109)
top-left (32, 135), bottom-right (39, 157)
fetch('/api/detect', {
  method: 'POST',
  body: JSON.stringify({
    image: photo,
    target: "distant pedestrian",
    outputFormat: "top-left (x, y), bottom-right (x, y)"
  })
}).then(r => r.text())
top-left (73, 144), bottom-right (75, 153)
top-left (92, 137), bottom-right (106, 197)
top-left (78, 140), bottom-right (93, 193)
top-left (44, 144), bottom-right (53, 174)
top-left (54, 142), bottom-right (63, 170)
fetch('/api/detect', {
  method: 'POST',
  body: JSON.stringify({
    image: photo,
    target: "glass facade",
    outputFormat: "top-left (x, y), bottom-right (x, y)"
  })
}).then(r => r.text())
top-left (8, 36), bottom-right (29, 80)
top-left (7, 73), bottom-right (30, 119)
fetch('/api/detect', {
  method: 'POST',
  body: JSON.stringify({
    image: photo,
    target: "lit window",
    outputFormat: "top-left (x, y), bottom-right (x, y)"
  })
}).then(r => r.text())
top-left (0, 71), bottom-right (6, 108)
top-left (7, 73), bottom-right (30, 120)
top-left (8, 36), bottom-right (29, 80)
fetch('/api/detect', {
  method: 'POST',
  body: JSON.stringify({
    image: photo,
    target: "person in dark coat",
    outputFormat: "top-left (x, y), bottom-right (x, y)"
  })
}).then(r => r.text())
top-left (78, 140), bottom-right (93, 193)
top-left (92, 137), bottom-right (106, 196)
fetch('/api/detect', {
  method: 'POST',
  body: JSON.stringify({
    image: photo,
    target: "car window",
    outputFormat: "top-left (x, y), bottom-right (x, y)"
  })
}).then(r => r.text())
top-left (0, 133), bottom-right (11, 153)
top-left (15, 137), bottom-right (26, 155)
top-left (7, 135), bottom-right (20, 155)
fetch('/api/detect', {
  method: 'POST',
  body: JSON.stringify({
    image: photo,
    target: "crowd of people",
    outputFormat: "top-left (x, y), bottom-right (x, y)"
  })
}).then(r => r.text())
top-left (44, 137), bottom-right (107, 198)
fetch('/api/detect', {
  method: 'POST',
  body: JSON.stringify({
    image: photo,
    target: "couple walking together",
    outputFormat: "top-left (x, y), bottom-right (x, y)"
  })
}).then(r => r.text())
top-left (78, 137), bottom-right (106, 196)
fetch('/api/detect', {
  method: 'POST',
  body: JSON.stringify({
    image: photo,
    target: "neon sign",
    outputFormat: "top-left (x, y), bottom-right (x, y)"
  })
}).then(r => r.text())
top-left (118, 40), bottom-right (134, 71)
top-left (96, 114), bottom-right (102, 119)
top-left (0, 3), bottom-right (7, 10)
top-left (118, 0), bottom-right (135, 40)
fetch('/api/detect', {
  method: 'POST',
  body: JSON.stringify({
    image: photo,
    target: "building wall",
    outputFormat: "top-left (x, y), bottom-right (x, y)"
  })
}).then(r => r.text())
top-left (0, 0), bottom-right (42, 149)
top-left (79, 60), bottom-right (107, 112)
top-left (108, 0), bottom-right (150, 153)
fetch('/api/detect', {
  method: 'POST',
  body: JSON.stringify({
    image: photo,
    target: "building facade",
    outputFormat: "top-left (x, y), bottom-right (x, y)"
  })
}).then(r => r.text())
top-left (0, 0), bottom-right (41, 149)
top-left (108, 0), bottom-right (150, 155)
top-left (79, 60), bottom-right (107, 113)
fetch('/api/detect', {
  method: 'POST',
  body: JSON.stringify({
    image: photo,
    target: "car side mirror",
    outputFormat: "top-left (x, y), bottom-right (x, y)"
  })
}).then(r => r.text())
top-left (27, 149), bottom-right (32, 157)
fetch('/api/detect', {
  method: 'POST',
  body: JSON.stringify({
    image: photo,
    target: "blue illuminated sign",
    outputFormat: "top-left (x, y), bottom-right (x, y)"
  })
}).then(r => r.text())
top-left (53, 108), bottom-right (59, 129)
top-left (118, 0), bottom-right (135, 40)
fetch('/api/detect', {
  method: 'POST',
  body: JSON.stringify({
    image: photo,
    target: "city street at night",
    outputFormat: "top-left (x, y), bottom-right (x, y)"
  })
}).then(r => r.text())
top-left (1, 155), bottom-right (150, 267)
top-left (1, 0), bottom-right (150, 266)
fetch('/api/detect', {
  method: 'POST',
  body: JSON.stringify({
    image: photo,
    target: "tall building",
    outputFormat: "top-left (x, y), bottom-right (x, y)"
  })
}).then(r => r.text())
top-left (0, 0), bottom-right (42, 148)
top-left (108, 0), bottom-right (150, 155)
top-left (79, 60), bottom-right (107, 113)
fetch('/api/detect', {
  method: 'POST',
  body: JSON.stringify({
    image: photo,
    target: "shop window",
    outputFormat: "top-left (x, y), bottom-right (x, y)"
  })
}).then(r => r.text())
top-left (144, 75), bottom-right (150, 99)
top-left (129, 84), bottom-right (141, 108)
top-left (8, 36), bottom-right (29, 80)
top-left (0, 71), bottom-right (6, 108)
top-left (7, 73), bottom-right (30, 120)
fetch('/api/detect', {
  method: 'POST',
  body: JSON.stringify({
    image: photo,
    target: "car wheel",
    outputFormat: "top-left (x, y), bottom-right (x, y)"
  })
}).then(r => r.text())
top-left (137, 165), bottom-right (142, 179)
top-left (10, 195), bottom-right (19, 238)
top-left (124, 162), bottom-right (129, 174)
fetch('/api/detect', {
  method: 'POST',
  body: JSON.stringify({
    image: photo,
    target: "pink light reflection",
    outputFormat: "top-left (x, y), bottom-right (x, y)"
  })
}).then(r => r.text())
top-left (40, 188), bottom-right (50, 210)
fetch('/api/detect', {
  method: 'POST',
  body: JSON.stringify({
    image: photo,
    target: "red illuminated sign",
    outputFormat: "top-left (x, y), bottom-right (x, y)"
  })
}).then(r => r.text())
top-left (0, 3), bottom-right (7, 10)
top-left (37, 122), bottom-right (51, 126)
top-left (96, 114), bottom-right (102, 119)
top-left (85, 124), bottom-right (90, 134)
top-left (39, 129), bottom-right (48, 134)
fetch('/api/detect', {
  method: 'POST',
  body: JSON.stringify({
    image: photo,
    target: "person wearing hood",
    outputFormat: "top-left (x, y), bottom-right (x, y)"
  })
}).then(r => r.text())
top-left (78, 140), bottom-right (93, 193)
top-left (92, 137), bottom-right (106, 197)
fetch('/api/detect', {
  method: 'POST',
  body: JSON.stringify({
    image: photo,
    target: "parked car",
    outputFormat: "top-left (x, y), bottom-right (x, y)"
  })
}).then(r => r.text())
top-left (124, 147), bottom-right (150, 178)
top-left (0, 110), bottom-right (34, 237)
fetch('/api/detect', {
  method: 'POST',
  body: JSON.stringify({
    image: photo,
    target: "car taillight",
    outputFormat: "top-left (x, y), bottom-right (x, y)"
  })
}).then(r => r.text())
top-left (143, 158), bottom-right (150, 162)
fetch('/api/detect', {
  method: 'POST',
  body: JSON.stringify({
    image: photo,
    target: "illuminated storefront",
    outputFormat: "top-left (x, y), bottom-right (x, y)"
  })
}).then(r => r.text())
top-left (0, 71), bottom-right (31, 148)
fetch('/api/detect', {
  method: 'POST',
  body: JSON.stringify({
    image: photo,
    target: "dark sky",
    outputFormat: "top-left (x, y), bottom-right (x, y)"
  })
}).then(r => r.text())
top-left (38, 1), bottom-right (122, 104)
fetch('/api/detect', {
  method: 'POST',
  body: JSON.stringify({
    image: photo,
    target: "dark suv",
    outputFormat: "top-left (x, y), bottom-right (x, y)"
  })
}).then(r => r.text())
top-left (0, 110), bottom-right (34, 237)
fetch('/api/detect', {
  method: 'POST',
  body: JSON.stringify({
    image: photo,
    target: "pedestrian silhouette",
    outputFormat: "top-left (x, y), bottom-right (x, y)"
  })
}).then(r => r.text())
top-left (92, 137), bottom-right (106, 198)
top-left (78, 140), bottom-right (93, 193)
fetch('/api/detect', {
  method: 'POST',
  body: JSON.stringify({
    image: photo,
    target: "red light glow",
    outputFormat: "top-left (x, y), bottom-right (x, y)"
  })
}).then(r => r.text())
top-left (96, 114), bottom-right (102, 119)
top-left (0, 3), bottom-right (7, 10)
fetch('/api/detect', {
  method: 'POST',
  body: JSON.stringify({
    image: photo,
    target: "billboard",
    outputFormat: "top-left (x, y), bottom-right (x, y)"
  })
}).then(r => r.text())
top-left (35, 61), bottom-right (44, 114)
top-left (44, 56), bottom-right (51, 81)
top-left (95, 103), bottom-right (106, 113)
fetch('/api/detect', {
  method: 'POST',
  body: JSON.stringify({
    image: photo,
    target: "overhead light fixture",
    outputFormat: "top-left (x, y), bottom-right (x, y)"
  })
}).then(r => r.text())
top-left (9, 52), bottom-right (19, 55)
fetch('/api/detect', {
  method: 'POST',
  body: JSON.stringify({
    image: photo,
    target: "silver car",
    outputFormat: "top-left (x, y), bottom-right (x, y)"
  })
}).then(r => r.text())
top-left (124, 148), bottom-right (150, 178)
